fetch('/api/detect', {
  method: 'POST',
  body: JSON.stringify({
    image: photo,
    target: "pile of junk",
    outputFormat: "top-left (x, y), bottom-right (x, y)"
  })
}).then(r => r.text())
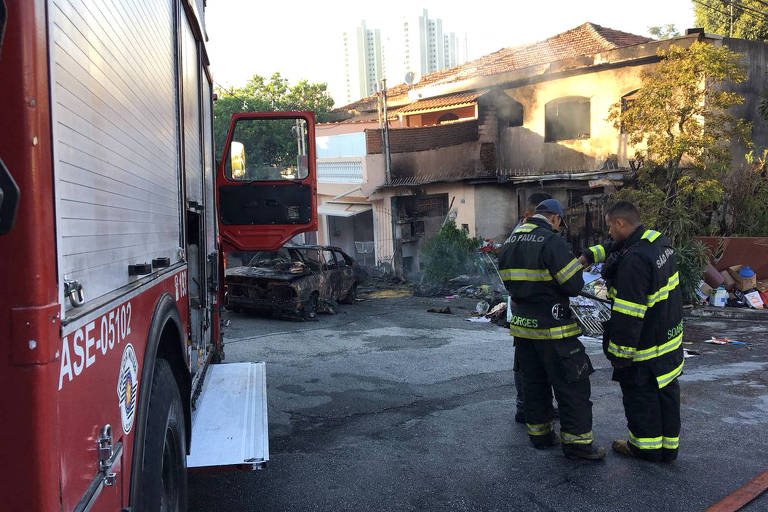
top-left (695, 237), bottom-right (768, 310)
top-left (470, 257), bottom-right (612, 337)
top-left (475, 268), bottom-right (611, 337)
top-left (698, 264), bottom-right (767, 310)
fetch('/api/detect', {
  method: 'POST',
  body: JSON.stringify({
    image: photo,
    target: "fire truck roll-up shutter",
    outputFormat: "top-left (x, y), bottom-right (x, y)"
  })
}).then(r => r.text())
top-left (49, 0), bottom-right (182, 320)
top-left (182, 13), bottom-right (202, 207)
top-left (202, 78), bottom-right (216, 263)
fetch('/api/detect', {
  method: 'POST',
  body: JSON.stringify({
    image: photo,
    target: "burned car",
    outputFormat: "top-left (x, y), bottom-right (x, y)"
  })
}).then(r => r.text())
top-left (225, 245), bottom-right (360, 319)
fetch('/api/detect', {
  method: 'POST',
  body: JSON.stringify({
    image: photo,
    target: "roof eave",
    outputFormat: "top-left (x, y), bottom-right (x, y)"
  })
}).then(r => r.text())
top-left (395, 35), bottom-right (704, 103)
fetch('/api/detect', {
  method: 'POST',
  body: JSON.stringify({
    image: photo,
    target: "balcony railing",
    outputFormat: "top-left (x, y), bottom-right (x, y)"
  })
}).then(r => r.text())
top-left (365, 120), bottom-right (479, 154)
top-left (317, 158), bottom-right (364, 184)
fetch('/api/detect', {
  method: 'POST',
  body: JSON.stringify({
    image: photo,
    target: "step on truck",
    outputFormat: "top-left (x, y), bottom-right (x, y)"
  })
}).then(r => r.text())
top-left (0, 1), bottom-right (318, 510)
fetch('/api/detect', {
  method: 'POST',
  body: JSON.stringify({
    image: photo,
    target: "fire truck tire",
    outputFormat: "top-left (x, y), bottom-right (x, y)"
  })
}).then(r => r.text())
top-left (135, 358), bottom-right (187, 512)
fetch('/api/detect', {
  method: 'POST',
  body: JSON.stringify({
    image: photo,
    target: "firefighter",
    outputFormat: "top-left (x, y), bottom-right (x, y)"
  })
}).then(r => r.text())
top-left (508, 192), bottom-right (555, 424)
top-left (581, 201), bottom-right (683, 463)
top-left (499, 199), bottom-right (605, 460)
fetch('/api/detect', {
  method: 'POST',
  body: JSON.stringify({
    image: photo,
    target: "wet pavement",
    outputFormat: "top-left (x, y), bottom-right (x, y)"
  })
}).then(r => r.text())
top-left (189, 296), bottom-right (768, 511)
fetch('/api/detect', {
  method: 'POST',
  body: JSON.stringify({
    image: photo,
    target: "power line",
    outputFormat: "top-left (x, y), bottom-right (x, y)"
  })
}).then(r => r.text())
top-left (692, 0), bottom-right (768, 29)
top-left (731, 0), bottom-right (768, 24)
top-left (735, 0), bottom-right (768, 13)
top-left (693, 0), bottom-right (767, 25)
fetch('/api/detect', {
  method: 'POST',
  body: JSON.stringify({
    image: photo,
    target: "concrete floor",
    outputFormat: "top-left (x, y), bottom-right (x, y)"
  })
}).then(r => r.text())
top-left (189, 295), bottom-right (768, 511)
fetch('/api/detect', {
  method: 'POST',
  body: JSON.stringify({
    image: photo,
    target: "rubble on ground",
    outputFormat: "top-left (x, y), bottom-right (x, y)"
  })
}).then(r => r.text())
top-left (698, 262), bottom-right (768, 312)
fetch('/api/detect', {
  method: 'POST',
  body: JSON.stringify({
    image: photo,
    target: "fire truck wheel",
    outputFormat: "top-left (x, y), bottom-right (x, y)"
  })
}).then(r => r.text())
top-left (137, 358), bottom-right (187, 512)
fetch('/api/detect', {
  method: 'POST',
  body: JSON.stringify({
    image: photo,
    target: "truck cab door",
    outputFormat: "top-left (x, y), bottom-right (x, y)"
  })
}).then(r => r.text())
top-left (216, 112), bottom-right (317, 252)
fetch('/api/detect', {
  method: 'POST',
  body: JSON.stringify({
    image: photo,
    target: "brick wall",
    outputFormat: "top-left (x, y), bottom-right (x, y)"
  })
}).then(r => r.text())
top-left (365, 120), bottom-right (478, 154)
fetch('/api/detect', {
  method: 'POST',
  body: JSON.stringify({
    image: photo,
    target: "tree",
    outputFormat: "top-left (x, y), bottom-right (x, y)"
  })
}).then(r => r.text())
top-left (608, 41), bottom-right (752, 302)
top-left (649, 24), bottom-right (681, 39)
top-left (213, 72), bottom-right (334, 155)
top-left (609, 41), bottom-right (750, 238)
top-left (693, 0), bottom-right (768, 40)
top-left (723, 149), bottom-right (768, 235)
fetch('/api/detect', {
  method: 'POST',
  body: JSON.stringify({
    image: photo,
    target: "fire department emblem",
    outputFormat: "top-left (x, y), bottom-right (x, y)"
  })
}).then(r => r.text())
top-left (118, 343), bottom-right (139, 434)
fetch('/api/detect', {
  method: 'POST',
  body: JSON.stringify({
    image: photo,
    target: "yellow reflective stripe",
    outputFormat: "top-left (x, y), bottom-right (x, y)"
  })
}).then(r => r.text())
top-left (607, 287), bottom-right (617, 299)
top-left (656, 360), bottom-right (684, 389)
top-left (646, 272), bottom-right (680, 307)
top-left (499, 268), bottom-right (553, 282)
top-left (513, 223), bottom-right (538, 233)
top-left (633, 333), bottom-right (683, 362)
top-left (629, 431), bottom-right (663, 450)
top-left (642, 229), bottom-right (661, 242)
top-left (561, 430), bottom-right (593, 445)
top-left (588, 245), bottom-right (606, 263)
top-left (554, 258), bottom-right (581, 284)
top-left (612, 297), bottom-right (648, 318)
top-left (608, 341), bottom-right (636, 359)
top-left (526, 421), bottom-right (553, 436)
top-left (509, 323), bottom-right (582, 340)
top-left (662, 437), bottom-right (679, 449)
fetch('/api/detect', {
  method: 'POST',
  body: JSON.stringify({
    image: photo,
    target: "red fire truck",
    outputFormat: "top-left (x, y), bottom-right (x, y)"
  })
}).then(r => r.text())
top-left (0, 1), bottom-right (317, 510)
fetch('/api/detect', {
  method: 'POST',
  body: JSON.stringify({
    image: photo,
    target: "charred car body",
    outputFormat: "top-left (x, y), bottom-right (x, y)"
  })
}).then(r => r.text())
top-left (226, 245), bottom-right (359, 318)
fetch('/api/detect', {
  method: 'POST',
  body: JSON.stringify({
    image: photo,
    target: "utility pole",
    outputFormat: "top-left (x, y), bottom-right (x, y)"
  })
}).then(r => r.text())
top-left (730, 0), bottom-right (734, 38)
top-left (375, 82), bottom-right (383, 130)
top-left (381, 79), bottom-right (392, 184)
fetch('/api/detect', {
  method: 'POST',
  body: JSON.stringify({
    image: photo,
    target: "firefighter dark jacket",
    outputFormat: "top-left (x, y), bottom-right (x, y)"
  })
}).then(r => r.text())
top-left (584, 226), bottom-right (684, 389)
top-left (498, 216), bottom-right (584, 339)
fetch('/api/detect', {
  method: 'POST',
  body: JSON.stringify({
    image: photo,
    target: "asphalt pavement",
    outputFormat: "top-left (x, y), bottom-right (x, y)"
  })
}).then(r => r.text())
top-left (189, 295), bottom-right (768, 512)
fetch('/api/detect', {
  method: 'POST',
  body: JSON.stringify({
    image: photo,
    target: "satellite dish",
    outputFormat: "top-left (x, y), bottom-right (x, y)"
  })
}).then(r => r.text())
top-left (405, 71), bottom-right (415, 86)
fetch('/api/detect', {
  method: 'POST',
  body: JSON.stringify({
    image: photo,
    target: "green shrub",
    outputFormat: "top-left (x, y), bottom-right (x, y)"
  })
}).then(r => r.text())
top-left (419, 221), bottom-right (481, 284)
top-left (673, 239), bottom-right (709, 305)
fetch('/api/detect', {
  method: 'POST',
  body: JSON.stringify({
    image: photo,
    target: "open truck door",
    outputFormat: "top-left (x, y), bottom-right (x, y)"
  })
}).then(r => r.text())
top-left (187, 112), bottom-right (318, 472)
top-left (216, 111), bottom-right (317, 252)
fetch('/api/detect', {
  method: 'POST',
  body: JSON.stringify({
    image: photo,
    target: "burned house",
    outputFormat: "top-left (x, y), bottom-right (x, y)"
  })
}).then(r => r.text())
top-left (318, 22), bottom-right (768, 275)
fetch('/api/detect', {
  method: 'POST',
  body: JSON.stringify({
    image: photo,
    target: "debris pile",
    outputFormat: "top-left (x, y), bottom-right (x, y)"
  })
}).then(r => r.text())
top-left (569, 295), bottom-right (611, 337)
top-left (698, 263), bottom-right (768, 311)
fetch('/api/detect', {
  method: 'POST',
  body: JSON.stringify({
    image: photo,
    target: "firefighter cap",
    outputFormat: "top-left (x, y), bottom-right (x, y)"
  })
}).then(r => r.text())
top-left (535, 199), bottom-right (567, 227)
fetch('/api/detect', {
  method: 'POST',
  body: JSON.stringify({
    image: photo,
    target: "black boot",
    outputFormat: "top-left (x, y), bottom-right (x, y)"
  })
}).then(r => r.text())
top-left (563, 443), bottom-right (606, 460)
top-left (531, 431), bottom-right (558, 449)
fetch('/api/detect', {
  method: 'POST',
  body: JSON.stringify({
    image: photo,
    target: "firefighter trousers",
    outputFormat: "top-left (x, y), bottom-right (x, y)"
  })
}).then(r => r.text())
top-left (617, 366), bottom-right (680, 462)
top-left (514, 347), bottom-right (556, 414)
top-left (515, 337), bottom-right (594, 447)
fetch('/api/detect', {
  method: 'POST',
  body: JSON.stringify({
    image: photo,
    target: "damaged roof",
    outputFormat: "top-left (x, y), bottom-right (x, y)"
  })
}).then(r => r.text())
top-left (338, 22), bottom-right (653, 113)
top-left (396, 90), bottom-right (489, 114)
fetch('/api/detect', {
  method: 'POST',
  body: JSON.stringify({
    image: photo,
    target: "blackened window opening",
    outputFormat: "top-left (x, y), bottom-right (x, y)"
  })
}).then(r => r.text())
top-left (545, 98), bottom-right (590, 142)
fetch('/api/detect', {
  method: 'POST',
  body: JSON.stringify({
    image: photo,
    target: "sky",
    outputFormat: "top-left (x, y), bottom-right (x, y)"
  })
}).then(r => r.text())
top-left (205, 0), bottom-right (696, 106)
